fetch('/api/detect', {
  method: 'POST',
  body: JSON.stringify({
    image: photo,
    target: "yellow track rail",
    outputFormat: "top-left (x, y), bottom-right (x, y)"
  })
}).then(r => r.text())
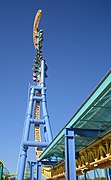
top-left (34, 77), bottom-right (43, 159)
top-left (33, 10), bottom-right (43, 160)
top-left (33, 10), bottom-right (42, 49)
top-left (34, 101), bottom-right (42, 159)
top-left (41, 133), bottom-right (111, 179)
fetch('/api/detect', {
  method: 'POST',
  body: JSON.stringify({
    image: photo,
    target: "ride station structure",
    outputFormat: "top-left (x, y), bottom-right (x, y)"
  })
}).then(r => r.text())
top-left (17, 10), bottom-right (111, 180)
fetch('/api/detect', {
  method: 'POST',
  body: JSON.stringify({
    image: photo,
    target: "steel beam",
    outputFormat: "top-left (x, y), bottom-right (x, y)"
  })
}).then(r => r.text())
top-left (84, 171), bottom-right (87, 180)
top-left (42, 160), bottom-right (58, 166)
top-left (41, 59), bottom-right (53, 143)
top-left (65, 128), bottom-right (76, 180)
top-left (30, 119), bottom-right (45, 125)
top-left (32, 96), bottom-right (43, 101)
top-left (17, 147), bottom-right (28, 180)
top-left (23, 141), bottom-right (49, 148)
top-left (30, 162), bottom-right (36, 180)
top-left (30, 85), bottom-right (42, 91)
top-left (104, 168), bottom-right (109, 180)
top-left (74, 128), bottom-right (104, 137)
top-left (36, 161), bottom-right (42, 180)
top-left (17, 87), bottom-right (35, 180)
top-left (109, 168), bottom-right (111, 180)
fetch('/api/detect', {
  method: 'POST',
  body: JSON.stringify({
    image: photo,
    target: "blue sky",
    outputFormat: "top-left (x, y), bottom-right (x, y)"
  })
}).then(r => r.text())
top-left (0, 0), bottom-right (111, 174)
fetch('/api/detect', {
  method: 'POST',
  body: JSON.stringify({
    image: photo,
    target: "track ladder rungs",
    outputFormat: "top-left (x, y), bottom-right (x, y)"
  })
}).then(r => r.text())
top-left (32, 96), bottom-right (43, 101)
top-left (30, 119), bottom-right (45, 125)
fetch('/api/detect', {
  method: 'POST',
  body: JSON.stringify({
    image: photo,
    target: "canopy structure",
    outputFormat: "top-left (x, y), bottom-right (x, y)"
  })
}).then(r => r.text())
top-left (40, 69), bottom-right (111, 161)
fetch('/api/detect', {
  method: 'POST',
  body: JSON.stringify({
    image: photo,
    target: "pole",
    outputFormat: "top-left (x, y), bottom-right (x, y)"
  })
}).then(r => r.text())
top-left (17, 87), bottom-right (35, 180)
top-left (65, 128), bottom-right (76, 180)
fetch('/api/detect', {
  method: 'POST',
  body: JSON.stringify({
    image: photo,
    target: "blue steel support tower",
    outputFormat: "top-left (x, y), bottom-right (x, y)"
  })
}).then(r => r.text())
top-left (17, 10), bottom-right (53, 180)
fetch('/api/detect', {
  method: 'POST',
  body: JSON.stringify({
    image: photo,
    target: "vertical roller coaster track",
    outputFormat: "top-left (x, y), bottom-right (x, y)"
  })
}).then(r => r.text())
top-left (33, 10), bottom-right (43, 160)
top-left (17, 10), bottom-right (53, 180)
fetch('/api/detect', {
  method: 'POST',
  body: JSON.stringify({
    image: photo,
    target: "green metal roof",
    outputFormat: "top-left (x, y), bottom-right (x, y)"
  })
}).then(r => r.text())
top-left (39, 69), bottom-right (111, 161)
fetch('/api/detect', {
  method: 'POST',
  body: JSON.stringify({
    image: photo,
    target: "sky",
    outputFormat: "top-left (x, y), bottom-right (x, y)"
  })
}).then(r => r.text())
top-left (0, 0), bottom-right (111, 174)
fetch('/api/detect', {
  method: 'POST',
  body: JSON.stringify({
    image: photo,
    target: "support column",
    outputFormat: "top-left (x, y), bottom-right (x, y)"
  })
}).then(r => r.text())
top-left (104, 168), bottom-right (109, 180)
top-left (37, 161), bottom-right (42, 180)
top-left (41, 59), bottom-right (53, 142)
top-left (65, 128), bottom-right (76, 180)
top-left (109, 168), bottom-right (111, 180)
top-left (84, 171), bottom-right (87, 180)
top-left (17, 87), bottom-right (35, 180)
top-left (30, 162), bottom-right (36, 180)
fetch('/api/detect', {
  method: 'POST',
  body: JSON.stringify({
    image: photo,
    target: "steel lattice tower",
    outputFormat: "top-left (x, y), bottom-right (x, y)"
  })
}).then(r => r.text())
top-left (17, 10), bottom-right (53, 180)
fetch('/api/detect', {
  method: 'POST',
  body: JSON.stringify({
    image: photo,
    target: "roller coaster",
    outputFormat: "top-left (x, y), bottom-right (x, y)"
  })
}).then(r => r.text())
top-left (16, 10), bottom-right (111, 180)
